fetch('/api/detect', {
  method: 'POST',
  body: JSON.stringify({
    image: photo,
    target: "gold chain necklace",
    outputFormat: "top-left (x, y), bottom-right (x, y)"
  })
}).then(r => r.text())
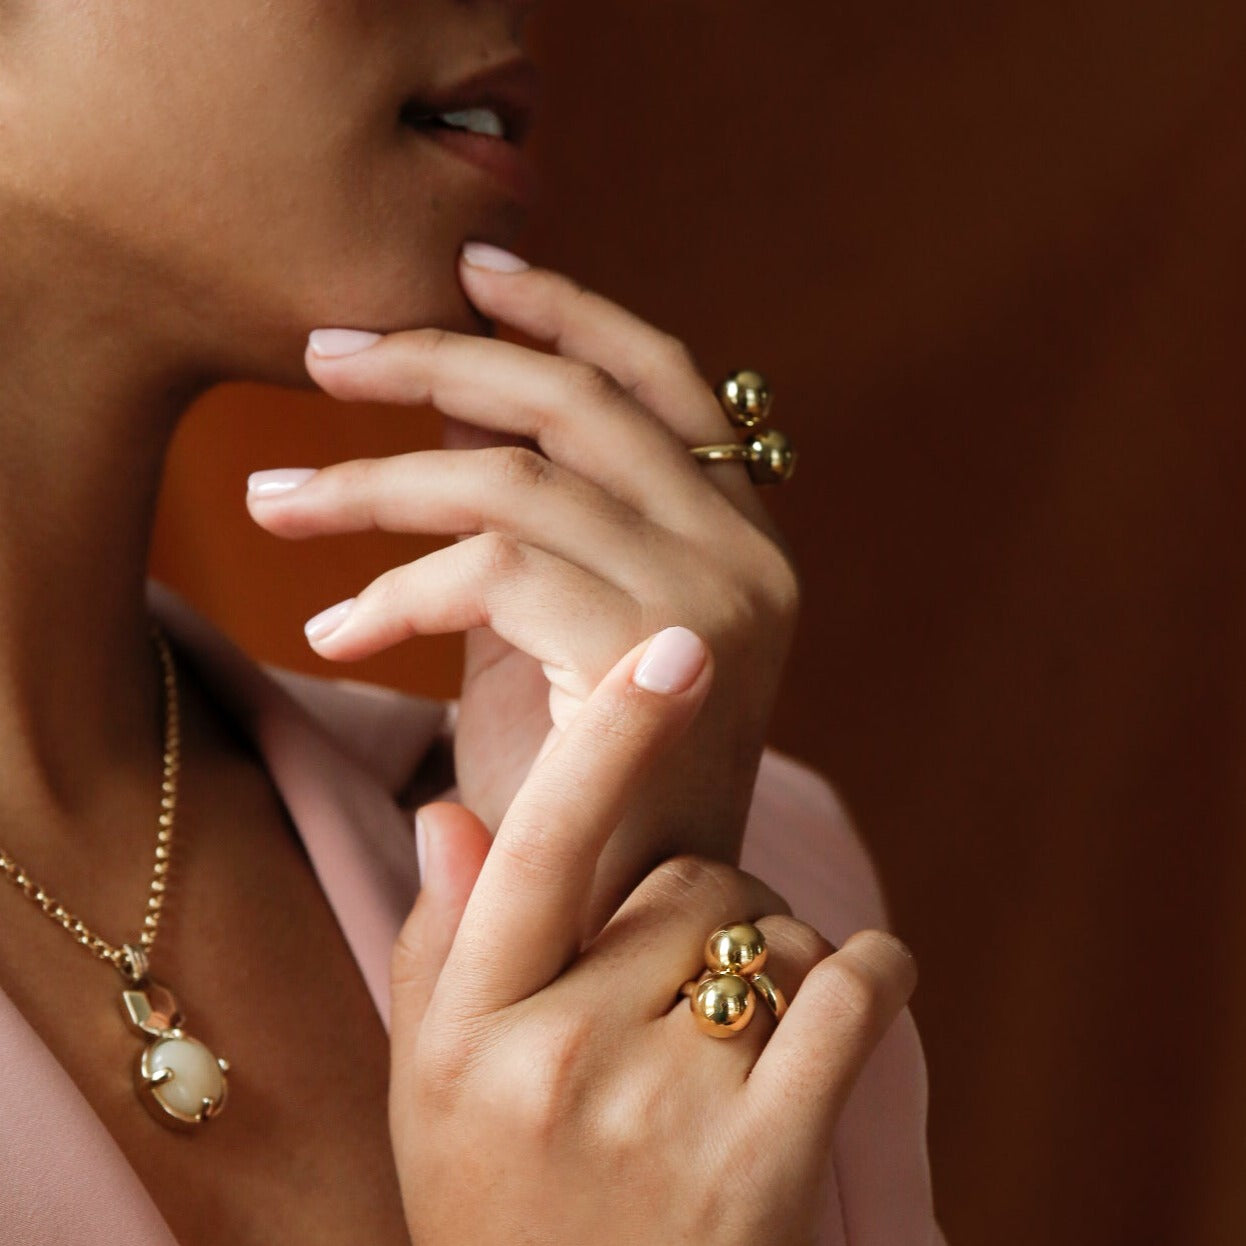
top-left (0, 623), bottom-right (229, 1129)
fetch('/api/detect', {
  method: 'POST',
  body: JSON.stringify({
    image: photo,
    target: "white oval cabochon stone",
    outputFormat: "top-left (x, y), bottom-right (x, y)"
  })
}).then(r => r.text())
top-left (149, 1036), bottom-right (224, 1116)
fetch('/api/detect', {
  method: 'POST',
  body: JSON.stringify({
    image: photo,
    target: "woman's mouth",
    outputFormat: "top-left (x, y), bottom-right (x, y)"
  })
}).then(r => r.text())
top-left (398, 60), bottom-right (540, 208)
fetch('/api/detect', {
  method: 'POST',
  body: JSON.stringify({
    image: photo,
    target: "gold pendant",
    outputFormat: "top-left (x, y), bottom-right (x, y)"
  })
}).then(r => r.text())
top-left (121, 979), bottom-right (230, 1129)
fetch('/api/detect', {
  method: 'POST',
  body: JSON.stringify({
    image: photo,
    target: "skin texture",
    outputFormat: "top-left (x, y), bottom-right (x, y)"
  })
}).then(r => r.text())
top-left (0, 2), bottom-right (912, 1241)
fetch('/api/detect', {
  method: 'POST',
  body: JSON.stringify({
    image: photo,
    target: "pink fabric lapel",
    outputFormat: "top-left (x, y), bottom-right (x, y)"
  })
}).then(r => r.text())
top-left (0, 995), bottom-right (181, 1246)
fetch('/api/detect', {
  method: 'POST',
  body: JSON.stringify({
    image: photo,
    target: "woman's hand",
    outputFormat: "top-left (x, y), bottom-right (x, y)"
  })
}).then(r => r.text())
top-left (246, 244), bottom-right (800, 924)
top-left (389, 628), bottom-right (916, 1246)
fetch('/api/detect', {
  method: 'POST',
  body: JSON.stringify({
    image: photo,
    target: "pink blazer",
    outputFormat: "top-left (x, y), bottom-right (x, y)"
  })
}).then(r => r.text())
top-left (0, 583), bottom-right (942, 1244)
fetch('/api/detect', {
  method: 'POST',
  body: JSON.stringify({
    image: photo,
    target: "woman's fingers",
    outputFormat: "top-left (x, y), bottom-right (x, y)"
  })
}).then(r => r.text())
top-left (304, 327), bottom-right (728, 529)
top-left (246, 447), bottom-right (649, 591)
top-left (389, 803), bottom-right (493, 1048)
top-left (294, 535), bottom-right (640, 711)
top-left (456, 248), bottom-right (779, 536)
top-left (457, 248), bottom-right (731, 445)
top-left (747, 930), bottom-right (918, 1144)
top-left (431, 627), bottom-right (713, 1025)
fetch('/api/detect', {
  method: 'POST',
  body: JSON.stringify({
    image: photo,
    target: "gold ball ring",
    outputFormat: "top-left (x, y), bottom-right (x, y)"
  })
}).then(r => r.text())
top-left (680, 919), bottom-right (788, 1037)
top-left (688, 370), bottom-right (796, 485)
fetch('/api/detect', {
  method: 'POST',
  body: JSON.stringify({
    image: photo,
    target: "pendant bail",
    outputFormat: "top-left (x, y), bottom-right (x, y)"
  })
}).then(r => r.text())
top-left (120, 942), bottom-right (150, 984)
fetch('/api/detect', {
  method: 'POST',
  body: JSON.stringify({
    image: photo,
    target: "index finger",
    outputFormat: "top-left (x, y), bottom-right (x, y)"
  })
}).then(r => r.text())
top-left (432, 625), bottom-right (714, 1025)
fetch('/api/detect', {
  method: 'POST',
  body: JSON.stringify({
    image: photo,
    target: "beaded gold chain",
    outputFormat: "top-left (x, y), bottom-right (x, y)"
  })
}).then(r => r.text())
top-left (0, 623), bottom-right (180, 982)
top-left (0, 623), bottom-right (230, 1127)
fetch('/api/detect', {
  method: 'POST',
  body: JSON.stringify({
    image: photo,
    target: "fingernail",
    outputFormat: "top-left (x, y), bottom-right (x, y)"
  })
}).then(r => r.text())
top-left (632, 627), bottom-right (707, 695)
top-left (247, 468), bottom-right (317, 498)
top-left (415, 810), bottom-right (429, 883)
top-left (308, 328), bottom-right (383, 358)
top-left (461, 241), bottom-right (530, 273)
top-left (304, 598), bottom-right (355, 642)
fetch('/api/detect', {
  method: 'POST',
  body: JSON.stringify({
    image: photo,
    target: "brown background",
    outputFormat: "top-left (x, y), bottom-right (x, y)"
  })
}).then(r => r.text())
top-left (150, 4), bottom-right (1246, 1242)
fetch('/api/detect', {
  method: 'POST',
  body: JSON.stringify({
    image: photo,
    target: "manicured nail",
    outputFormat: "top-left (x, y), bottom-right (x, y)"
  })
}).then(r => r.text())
top-left (247, 468), bottom-right (317, 498)
top-left (304, 598), bottom-right (355, 643)
top-left (308, 328), bottom-right (383, 358)
top-left (461, 241), bottom-right (530, 273)
top-left (415, 810), bottom-right (429, 882)
top-left (632, 627), bottom-right (707, 695)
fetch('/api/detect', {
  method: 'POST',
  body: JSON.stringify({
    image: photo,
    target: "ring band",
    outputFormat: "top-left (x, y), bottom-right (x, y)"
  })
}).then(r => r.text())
top-left (688, 442), bottom-right (755, 465)
top-left (749, 971), bottom-right (788, 1021)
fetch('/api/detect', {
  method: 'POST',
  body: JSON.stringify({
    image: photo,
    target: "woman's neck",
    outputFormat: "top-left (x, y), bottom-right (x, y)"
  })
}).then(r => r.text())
top-left (0, 263), bottom-right (210, 829)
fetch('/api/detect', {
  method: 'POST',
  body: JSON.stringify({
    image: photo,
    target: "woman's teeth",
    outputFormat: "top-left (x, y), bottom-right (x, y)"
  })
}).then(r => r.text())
top-left (403, 103), bottom-right (506, 139)
top-left (437, 108), bottom-right (505, 138)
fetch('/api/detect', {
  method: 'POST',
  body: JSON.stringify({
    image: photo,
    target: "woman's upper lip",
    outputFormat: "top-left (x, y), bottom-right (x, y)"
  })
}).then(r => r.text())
top-left (403, 56), bottom-right (540, 145)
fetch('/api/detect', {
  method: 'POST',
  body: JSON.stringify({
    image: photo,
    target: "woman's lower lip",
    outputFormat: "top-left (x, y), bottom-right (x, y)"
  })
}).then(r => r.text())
top-left (414, 125), bottom-right (540, 208)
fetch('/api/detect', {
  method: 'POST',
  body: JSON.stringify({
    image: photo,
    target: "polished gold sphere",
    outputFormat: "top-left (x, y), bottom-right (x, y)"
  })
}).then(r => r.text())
top-left (691, 972), bottom-right (756, 1036)
top-left (745, 429), bottom-right (796, 485)
top-left (704, 922), bottom-right (769, 976)
top-left (717, 370), bottom-right (772, 430)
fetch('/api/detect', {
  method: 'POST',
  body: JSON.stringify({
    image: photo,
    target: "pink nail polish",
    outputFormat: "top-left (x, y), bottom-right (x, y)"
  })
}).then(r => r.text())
top-left (632, 627), bottom-right (707, 695)
top-left (307, 328), bottom-right (383, 358)
top-left (247, 468), bottom-right (317, 498)
top-left (461, 241), bottom-right (530, 273)
top-left (304, 598), bottom-right (355, 643)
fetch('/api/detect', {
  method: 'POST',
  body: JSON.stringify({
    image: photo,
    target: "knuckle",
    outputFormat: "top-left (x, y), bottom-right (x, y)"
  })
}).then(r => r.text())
top-left (358, 563), bottom-right (411, 617)
top-left (322, 456), bottom-right (377, 498)
top-left (691, 571), bottom-right (765, 653)
top-left (490, 444), bottom-right (556, 491)
top-left (654, 331), bottom-right (698, 376)
top-left (805, 957), bottom-right (888, 1033)
top-left (416, 326), bottom-right (454, 359)
top-left (760, 914), bottom-right (833, 965)
top-left (471, 529), bottom-right (526, 577)
top-left (645, 853), bottom-right (740, 917)
top-left (492, 817), bottom-right (577, 887)
top-left (852, 929), bottom-right (920, 992)
top-left (509, 1011), bottom-right (597, 1139)
top-left (734, 530), bottom-right (802, 625)
top-left (760, 548), bottom-right (802, 620)
top-left (567, 360), bottom-right (626, 406)
top-left (563, 274), bottom-right (596, 312)
top-left (404, 1021), bottom-right (491, 1115)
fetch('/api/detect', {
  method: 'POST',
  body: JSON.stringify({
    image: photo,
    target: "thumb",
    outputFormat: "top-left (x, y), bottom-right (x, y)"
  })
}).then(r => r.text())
top-left (390, 801), bottom-right (492, 1044)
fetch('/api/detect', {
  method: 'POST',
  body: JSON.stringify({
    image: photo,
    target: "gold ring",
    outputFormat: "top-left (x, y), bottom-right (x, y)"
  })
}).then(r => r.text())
top-left (688, 431), bottom-right (796, 485)
top-left (688, 370), bottom-right (796, 485)
top-left (681, 920), bottom-right (786, 1038)
top-left (749, 971), bottom-right (788, 1020)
